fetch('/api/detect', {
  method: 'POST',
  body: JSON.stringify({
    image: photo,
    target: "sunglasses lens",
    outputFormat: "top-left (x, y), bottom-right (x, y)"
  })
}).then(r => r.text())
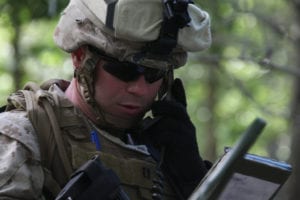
top-left (103, 62), bottom-right (139, 82)
top-left (103, 60), bottom-right (166, 83)
top-left (144, 68), bottom-right (166, 83)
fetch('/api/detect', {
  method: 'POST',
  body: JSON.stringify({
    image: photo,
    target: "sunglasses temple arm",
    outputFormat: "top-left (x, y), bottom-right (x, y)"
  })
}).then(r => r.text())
top-left (165, 66), bottom-right (174, 101)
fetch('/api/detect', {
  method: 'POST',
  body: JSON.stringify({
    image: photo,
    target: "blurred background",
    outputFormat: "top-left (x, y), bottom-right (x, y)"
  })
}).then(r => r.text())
top-left (0, 0), bottom-right (299, 199)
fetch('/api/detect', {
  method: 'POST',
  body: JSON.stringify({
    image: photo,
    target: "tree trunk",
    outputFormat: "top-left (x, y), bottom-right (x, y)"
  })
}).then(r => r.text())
top-left (288, 78), bottom-right (300, 200)
top-left (204, 66), bottom-right (218, 161)
top-left (11, 23), bottom-right (22, 91)
top-left (10, 8), bottom-right (23, 91)
top-left (287, 1), bottom-right (300, 199)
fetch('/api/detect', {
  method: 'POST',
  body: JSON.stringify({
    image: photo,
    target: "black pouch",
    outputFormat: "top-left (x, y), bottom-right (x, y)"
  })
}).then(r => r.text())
top-left (55, 155), bottom-right (130, 200)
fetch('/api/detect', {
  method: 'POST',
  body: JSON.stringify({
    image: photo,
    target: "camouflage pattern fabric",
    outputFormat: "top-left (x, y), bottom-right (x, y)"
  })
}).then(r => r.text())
top-left (0, 83), bottom-right (178, 199)
top-left (0, 111), bottom-right (45, 200)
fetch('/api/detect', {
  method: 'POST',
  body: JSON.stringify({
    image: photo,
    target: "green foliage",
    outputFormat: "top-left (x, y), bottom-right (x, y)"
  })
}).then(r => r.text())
top-left (1, 0), bottom-right (68, 20)
top-left (177, 0), bottom-right (295, 161)
top-left (0, 0), bottom-right (70, 104)
top-left (21, 19), bottom-right (72, 83)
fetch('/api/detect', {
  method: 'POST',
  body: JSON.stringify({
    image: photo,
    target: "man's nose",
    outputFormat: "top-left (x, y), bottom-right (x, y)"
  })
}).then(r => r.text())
top-left (126, 75), bottom-right (149, 96)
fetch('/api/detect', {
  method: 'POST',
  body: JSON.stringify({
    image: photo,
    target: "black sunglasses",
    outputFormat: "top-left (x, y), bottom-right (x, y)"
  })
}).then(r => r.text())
top-left (102, 59), bottom-right (167, 84)
top-left (89, 46), bottom-right (167, 84)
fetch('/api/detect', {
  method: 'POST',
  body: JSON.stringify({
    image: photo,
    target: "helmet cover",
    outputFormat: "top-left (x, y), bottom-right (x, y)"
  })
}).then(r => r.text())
top-left (53, 0), bottom-right (211, 69)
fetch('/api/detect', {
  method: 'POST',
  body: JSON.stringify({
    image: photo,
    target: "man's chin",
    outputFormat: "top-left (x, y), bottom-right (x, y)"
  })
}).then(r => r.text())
top-left (106, 114), bottom-right (143, 130)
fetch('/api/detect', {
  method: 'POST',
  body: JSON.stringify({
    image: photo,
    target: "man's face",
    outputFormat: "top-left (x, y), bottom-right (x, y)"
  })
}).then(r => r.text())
top-left (93, 61), bottom-right (163, 129)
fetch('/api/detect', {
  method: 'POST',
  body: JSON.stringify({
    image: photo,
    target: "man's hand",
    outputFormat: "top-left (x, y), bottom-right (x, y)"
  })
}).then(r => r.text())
top-left (142, 78), bottom-right (210, 198)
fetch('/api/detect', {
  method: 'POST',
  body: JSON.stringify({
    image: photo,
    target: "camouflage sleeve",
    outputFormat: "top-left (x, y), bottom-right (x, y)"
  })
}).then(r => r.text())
top-left (0, 111), bottom-right (45, 200)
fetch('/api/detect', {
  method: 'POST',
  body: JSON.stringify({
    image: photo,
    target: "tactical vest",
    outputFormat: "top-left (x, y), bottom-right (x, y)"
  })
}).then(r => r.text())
top-left (6, 80), bottom-right (178, 200)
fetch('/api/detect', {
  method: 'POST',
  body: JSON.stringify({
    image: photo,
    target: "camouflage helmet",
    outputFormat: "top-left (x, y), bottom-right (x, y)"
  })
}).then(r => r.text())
top-left (53, 0), bottom-right (212, 70)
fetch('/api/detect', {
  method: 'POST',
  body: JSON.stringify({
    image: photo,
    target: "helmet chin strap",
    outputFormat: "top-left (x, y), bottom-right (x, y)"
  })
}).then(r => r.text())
top-left (74, 54), bottom-right (102, 121)
top-left (158, 65), bottom-right (174, 101)
top-left (165, 65), bottom-right (174, 100)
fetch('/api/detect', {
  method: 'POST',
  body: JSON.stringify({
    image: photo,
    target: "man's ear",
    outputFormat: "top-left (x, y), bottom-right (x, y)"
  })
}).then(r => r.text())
top-left (71, 46), bottom-right (87, 68)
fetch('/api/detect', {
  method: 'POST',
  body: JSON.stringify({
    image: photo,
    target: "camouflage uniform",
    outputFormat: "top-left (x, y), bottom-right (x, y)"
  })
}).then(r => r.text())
top-left (0, 111), bottom-right (44, 199)
top-left (0, 83), bottom-right (177, 199)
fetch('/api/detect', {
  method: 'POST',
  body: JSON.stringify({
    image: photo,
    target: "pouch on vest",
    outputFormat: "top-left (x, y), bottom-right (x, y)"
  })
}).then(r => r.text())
top-left (56, 155), bottom-right (130, 200)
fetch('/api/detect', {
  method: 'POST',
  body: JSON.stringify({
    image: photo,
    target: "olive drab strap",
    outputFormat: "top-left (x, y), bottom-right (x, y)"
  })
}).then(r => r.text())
top-left (23, 82), bottom-right (73, 176)
top-left (21, 83), bottom-right (50, 164)
top-left (13, 81), bottom-right (73, 197)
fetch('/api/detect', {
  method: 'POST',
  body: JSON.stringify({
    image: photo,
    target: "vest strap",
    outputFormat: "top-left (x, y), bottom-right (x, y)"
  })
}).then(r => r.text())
top-left (23, 82), bottom-right (73, 178)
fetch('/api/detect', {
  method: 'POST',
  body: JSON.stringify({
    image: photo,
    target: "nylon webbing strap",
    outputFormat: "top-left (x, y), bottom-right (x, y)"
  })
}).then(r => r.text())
top-left (22, 83), bottom-right (51, 167)
top-left (43, 168), bottom-right (62, 197)
top-left (39, 93), bottom-right (73, 177)
top-left (23, 82), bottom-right (73, 178)
top-left (146, 0), bottom-right (193, 55)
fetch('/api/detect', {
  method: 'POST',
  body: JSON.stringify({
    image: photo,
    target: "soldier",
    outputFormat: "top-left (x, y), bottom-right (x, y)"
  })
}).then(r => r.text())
top-left (0, 0), bottom-right (212, 199)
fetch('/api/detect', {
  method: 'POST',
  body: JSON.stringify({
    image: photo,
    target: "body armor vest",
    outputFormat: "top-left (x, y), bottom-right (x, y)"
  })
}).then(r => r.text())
top-left (6, 80), bottom-right (177, 200)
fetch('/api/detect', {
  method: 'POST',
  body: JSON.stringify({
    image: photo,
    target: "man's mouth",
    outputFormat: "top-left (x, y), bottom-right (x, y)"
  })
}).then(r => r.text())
top-left (118, 103), bottom-right (144, 115)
